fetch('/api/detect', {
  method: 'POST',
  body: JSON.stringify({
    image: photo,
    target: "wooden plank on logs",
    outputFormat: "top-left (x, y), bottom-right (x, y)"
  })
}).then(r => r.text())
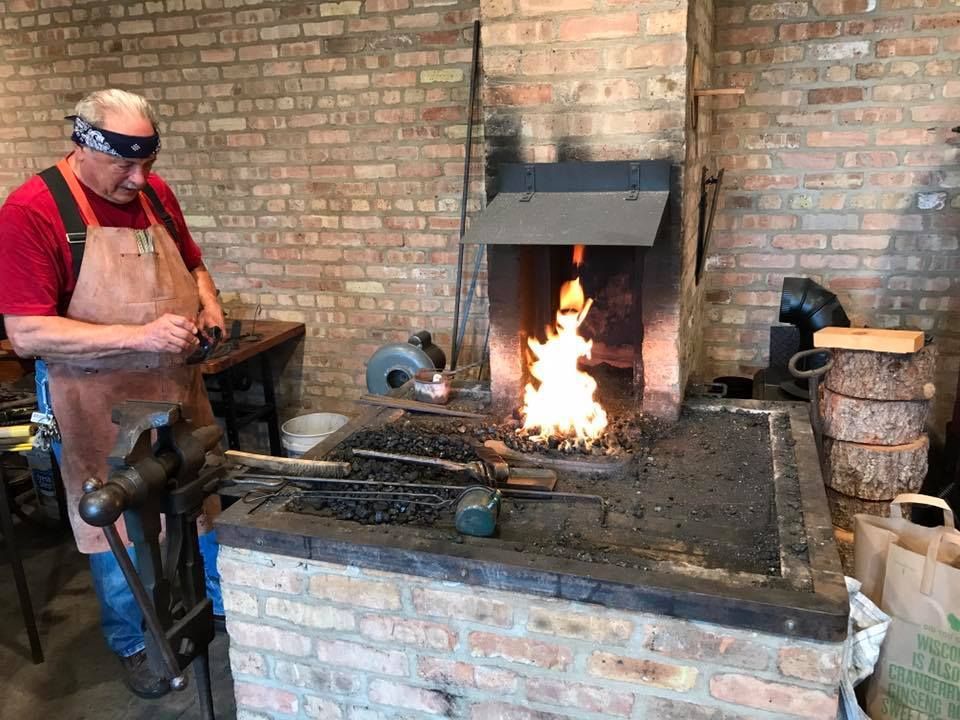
top-left (822, 435), bottom-right (929, 500)
top-left (825, 488), bottom-right (909, 531)
top-left (821, 386), bottom-right (929, 445)
top-left (825, 344), bottom-right (936, 401)
top-left (814, 326), bottom-right (924, 354)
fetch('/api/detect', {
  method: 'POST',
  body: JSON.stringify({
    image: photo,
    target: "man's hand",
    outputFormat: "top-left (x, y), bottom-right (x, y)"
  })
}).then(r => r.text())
top-left (134, 314), bottom-right (200, 354)
top-left (198, 302), bottom-right (225, 338)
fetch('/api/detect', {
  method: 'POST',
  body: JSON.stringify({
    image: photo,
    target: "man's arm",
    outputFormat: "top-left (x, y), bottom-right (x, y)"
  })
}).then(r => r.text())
top-left (4, 314), bottom-right (200, 362)
top-left (192, 263), bottom-right (225, 334)
top-left (149, 178), bottom-right (224, 335)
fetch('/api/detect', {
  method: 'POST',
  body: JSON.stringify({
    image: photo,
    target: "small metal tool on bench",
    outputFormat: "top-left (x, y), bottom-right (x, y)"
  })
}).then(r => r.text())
top-left (351, 447), bottom-right (557, 489)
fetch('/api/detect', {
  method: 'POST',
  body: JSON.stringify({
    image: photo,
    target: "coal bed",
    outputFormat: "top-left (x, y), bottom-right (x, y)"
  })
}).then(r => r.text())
top-left (216, 399), bottom-right (849, 641)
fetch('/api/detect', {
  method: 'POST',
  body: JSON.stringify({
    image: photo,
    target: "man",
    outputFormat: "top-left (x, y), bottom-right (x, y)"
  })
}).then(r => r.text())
top-left (0, 89), bottom-right (225, 698)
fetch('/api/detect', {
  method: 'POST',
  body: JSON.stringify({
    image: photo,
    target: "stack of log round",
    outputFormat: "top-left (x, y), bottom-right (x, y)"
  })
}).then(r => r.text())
top-left (821, 343), bottom-right (935, 533)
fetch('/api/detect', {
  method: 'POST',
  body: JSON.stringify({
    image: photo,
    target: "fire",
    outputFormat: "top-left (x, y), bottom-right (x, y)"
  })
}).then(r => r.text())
top-left (572, 244), bottom-right (585, 268)
top-left (521, 256), bottom-right (608, 440)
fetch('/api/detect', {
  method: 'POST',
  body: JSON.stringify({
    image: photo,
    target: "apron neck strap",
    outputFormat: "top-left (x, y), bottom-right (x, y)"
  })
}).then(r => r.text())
top-left (138, 192), bottom-right (162, 227)
top-left (56, 158), bottom-right (164, 230)
top-left (56, 158), bottom-right (101, 228)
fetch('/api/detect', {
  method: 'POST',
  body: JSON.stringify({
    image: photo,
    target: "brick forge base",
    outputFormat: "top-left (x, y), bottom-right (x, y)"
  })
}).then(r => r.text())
top-left (219, 547), bottom-right (842, 720)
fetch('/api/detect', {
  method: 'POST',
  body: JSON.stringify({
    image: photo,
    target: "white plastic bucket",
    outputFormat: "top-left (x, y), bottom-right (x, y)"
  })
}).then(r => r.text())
top-left (280, 412), bottom-right (349, 457)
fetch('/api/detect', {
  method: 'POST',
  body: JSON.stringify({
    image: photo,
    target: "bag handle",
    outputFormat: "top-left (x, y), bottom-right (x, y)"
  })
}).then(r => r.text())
top-left (891, 493), bottom-right (955, 529)
top-left (920, 529), bottom-right (960, 595)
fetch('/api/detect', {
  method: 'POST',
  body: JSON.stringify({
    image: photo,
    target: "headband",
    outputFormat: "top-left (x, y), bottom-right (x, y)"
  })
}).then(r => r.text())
top-left (66, 114), bottom-right (161, 159)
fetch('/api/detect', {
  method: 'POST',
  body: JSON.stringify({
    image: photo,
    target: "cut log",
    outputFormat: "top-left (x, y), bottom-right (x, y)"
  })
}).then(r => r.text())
top-left (833, 525), bottom-right (855, 575)
top-left (822, 435), bottom-right (929, 500)
top-left (814, 326), bottom-right (924, 354)
top-left (821, 386), bottom-right (928, 445)
top-left (825, 345), bottom-right (936, 401)
top-left (826, 488), bottom-right (910, 531)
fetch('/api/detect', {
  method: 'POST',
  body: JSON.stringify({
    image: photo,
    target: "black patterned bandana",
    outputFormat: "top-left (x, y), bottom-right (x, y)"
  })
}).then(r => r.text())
top-left (66, 115), bottom-right (160, 159)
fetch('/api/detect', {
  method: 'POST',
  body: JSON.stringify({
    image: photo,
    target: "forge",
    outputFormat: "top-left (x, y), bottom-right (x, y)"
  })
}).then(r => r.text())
top-left (215, 164), bottom-right (847, 718)
top-left (215, 396), bottom-right (848, 718)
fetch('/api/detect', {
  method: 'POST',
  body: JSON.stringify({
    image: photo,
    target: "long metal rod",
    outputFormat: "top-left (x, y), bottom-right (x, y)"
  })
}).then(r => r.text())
top-left (455, 244), bottom-right (485, 367)
top-left (477, 322), bottom-right (491, 381)
top-left (357, 394), bottom-right (487, 419)
top-left (237, 472), bottom-right (474, 493)
top-left (450, 18), bottom-right (482, 370)
top-left (352, 448), bottom-right (471, 474)
top-left (238, 471), bottom-right (604, 505)
top-left (103, 524), bottom-right (185, 688)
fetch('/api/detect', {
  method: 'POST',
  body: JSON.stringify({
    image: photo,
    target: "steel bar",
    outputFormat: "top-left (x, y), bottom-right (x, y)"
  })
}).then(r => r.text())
top-left (357, 394), bottom-right (487, 419)
top-left (450, 18), bottom-right (482, 370)
top-left (234, 472), bottom-right (475, 493)
top-left (282, 489), bottom-right (452, 508)
top-left (103, 524), bottom-right (186, 689)
top-left (352, 448), bottom-right (473, 474)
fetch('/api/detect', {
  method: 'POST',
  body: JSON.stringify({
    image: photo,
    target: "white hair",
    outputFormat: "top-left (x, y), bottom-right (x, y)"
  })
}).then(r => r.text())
top-left (74, 89), bottom-right (158, 127)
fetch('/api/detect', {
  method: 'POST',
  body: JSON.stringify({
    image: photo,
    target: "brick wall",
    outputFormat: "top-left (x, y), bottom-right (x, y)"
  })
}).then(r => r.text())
top-left (220, 546), bottom-right (843, 719)
top-left (478, 0), bottom-right (706, 417)
top-left (703, 0), bottom-right (960, 432)
top-left (0, 0), bottom-right (484, 415)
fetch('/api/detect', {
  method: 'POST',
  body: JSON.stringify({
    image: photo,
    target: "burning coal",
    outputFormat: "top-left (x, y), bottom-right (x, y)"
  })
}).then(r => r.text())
top-left (521, 246), bottom-right (608, 441)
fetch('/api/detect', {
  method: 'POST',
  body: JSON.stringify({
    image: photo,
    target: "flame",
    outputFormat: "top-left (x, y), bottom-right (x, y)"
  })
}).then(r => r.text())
top-left (521, 275), bottom-right (608, 440)
top-left (572, 244), bottom-right (585, 268)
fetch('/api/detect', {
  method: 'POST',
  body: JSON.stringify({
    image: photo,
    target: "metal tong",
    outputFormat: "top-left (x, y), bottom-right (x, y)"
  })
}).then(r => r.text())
top-left (351, 447), bottom-right (557, 489)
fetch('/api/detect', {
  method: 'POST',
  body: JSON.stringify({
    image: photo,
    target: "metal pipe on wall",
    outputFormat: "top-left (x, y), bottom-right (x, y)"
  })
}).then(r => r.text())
top-left (450, 19), bottom-right (481, 371)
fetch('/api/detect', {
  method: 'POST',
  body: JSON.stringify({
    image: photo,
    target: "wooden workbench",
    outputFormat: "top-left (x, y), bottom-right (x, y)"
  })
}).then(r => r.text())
top-left (201, 320), bottom-right (305, 455)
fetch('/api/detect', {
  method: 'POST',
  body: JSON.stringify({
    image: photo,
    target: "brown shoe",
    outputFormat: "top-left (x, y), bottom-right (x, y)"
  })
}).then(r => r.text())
top-left (119, 649), bottom-right (170, 699)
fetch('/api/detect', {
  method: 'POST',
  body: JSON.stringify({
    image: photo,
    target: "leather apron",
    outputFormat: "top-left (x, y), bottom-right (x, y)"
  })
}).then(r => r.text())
top-left (46, 159), bottom-right (220, 554)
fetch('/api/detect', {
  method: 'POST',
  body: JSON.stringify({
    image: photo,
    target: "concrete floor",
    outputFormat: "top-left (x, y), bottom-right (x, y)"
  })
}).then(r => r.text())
top-left (0, 512), bottom-right (236, 720)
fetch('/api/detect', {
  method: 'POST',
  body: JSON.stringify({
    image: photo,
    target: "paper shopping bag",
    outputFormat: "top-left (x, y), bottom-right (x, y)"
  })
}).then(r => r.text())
top-left (853, 493), bottom-right (956, 606)
top-left (863, 528), bottom-right (960, 720)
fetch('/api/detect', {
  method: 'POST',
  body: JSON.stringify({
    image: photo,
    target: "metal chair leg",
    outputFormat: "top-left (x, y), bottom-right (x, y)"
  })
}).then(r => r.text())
top-left (0, 464), bottom-right (44, 664)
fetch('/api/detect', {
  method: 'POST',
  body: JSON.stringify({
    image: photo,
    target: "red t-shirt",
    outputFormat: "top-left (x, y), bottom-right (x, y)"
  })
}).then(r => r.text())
top-left (0, 164), bottom-right (203, 317)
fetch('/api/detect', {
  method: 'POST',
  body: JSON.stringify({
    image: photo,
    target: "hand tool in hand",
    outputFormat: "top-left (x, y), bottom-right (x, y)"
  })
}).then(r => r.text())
top-left (186, 325), bottom-right (222, 364)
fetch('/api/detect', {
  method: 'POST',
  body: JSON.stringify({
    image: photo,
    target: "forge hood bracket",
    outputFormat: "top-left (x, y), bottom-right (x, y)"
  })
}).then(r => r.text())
top-left (462, 160), bottom-right (670, 247)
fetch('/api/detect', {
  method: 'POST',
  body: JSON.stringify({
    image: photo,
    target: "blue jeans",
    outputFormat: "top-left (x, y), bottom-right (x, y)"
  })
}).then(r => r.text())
top-left (89, 533), bottom-right (224, 657)
top-left (36, 360), bottom-right (224, 658)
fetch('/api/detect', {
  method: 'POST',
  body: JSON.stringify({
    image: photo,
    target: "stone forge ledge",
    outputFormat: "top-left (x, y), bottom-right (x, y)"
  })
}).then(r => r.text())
top-left (215, 400), bottom-right (849, 645)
